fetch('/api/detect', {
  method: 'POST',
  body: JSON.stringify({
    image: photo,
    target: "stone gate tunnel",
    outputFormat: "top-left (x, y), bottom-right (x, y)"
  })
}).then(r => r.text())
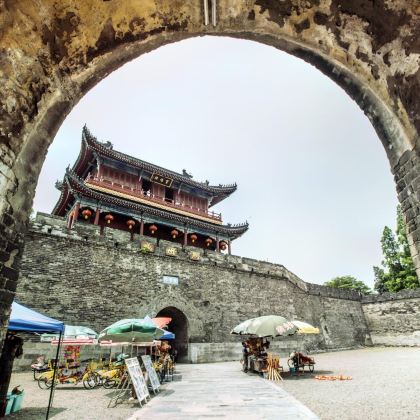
top-left (0, 0), bottom-right (419, 361)
top-left (157, 307), bottom-right (189, 362)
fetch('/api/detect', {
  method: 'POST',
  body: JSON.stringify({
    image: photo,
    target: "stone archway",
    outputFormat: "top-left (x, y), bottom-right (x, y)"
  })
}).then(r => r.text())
top-left (156, 306), bottom-right (189, 362)
top-left (0, 1), bottom-right (419, 351)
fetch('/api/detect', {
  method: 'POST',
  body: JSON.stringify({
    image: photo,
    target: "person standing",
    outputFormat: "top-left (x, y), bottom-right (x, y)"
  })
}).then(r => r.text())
top-left (242, 341), bottom-right (249, 373)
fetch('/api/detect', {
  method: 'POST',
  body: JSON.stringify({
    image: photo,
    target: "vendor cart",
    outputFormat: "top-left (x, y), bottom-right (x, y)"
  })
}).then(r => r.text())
top-left (287, 351), bottom-right (315, 373)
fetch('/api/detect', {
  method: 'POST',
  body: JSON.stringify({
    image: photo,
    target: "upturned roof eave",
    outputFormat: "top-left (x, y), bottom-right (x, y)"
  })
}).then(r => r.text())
top-left (81, 126), bottom-right (238, 200)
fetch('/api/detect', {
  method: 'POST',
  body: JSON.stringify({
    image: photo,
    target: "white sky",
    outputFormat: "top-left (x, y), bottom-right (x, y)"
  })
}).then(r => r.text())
top-left (33, 36), bottom-right (398, 288)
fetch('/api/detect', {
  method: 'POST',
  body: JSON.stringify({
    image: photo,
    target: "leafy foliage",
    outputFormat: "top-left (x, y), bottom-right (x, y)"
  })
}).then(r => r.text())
top-left (324, 276), bottom-right (371, 294)
top-left (373, 206), bottom-right (419, 292)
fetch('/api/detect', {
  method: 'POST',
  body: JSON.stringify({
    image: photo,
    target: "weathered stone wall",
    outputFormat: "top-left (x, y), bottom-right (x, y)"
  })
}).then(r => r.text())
top-left (15, 213), bottom-right (370, 364)
top-left (362, 289), bottom-right (420, 346)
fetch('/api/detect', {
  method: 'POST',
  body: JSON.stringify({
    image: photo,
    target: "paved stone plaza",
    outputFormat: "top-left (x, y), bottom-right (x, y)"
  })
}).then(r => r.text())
top-left (7, 347), bottom-right (420, 419)
top-left (129, 362), bottom-right (317, 420)
top-left (282, 347), bottom-right (420, 420)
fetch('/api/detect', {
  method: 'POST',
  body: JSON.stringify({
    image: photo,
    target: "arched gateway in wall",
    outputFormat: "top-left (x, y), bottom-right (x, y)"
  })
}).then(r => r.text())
top-left (156, 307), bottom-right (189, 362)
top-left (0, 1), bottom-right (419, 352)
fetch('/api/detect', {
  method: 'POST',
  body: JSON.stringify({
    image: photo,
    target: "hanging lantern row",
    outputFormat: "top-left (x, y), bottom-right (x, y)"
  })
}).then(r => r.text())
top-left (81, 209), bottom-right (92, 220)
top-left (205, 238), bottom-right (213, 247)
top-left (220, 241), bottom-right (228, 250)
top-left (190, 234), bottom-right (198, 243)
top-left (104, 214), bottom-right (114, 224)
top-left (149, 224), bottom-right (158, 234)
top-left (127, 219), bottom-right (136, 230)
top-left (171, 229), bottom-right (179, 239)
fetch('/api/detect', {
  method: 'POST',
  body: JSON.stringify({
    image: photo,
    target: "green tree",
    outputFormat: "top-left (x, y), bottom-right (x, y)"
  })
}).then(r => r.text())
top-left (324, 276), bottom-right (371, 294)
top-left (373, 206), bottom-right (419, 292)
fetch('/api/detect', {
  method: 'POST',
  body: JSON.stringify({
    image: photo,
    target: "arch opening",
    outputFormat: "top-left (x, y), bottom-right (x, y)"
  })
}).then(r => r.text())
top-left (156, 306), bottom-right (189, 363)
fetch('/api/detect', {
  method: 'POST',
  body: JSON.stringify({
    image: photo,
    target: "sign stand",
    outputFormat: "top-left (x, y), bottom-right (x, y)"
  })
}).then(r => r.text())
top-left (126, 357), bottom-right (150, 404)
top-left (107, 358), bottom-right (150, 408)
top-left (141, 355), bottom-right (161, 394)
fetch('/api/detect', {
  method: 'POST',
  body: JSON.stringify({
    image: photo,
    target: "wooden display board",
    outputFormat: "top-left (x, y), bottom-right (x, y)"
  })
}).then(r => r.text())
top-left (141, 355), bottom-right (161, 393)
top-left (125, 357), bottom-right (150, 404)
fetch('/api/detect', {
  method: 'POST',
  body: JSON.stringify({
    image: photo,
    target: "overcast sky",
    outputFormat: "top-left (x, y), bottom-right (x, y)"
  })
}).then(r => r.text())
top-left (33, 36), bottom-right (398, 288)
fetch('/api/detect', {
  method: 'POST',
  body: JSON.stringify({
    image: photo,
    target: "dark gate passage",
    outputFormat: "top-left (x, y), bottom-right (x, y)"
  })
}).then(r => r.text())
top-left (156, 307), bottom-right (189, 362)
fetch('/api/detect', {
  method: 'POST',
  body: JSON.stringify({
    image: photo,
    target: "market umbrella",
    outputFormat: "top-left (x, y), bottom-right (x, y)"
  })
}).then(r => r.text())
top-left (230, 315), bottom-right (298, 337)
top-left (42, 325), bottom-right (98, 341)
top-left (98, 318), bottom-right (164, 343)
top-left (288, 320), bottom-right (320, 335)
top-left (160, 330), bottom-right (175, 340)
top-left (64, 325), bottom-right (98, 338)
top-left (152, 317), bottom-right (172, 328)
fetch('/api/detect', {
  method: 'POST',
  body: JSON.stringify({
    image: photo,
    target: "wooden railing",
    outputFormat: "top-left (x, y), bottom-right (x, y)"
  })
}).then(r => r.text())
top-left (85, 175), bottom-right (222, 222)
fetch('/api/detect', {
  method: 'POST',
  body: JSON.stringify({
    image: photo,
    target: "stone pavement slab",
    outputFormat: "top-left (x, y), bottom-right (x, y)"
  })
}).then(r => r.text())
top-left (128, 362), bottom-right (318, 419)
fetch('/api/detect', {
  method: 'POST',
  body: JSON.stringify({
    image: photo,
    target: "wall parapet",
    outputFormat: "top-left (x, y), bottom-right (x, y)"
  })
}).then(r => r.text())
top-left (306, 283), bottom-right (362, 301)
top-left (27, 213), bottom-right (420, 307)
top-left (31, 212), bottom-right (311, 287)
top-left (362, 288), bottom-right (420, 303)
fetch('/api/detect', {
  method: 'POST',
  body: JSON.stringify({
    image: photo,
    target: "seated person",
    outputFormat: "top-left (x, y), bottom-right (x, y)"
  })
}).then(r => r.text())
top-left (289, 351), bottom-right (314, 366)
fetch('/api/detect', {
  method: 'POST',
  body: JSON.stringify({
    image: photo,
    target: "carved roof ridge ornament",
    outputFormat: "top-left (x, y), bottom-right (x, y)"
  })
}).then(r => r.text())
top-left (55, 180), bottom-right (63, 191)
top-left (62, 169), bottom-right (248, 237)
top-left (81, 126), bottom-right (237, 200)
top-left (182, 169), bottom-right (193, 179)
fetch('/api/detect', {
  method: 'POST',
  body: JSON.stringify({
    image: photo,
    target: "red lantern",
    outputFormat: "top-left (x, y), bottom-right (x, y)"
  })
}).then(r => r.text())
top-left (171, 229), bottom-right (179, 239)
top-left (190, 234), bottom-right (198, 243)
top-left (220, 241), bottom-right (227, 250)
top-left (149, 224), bottom-right (158, 234)
top-left (127, 219), bottom-right (136, 230)
top-left (205, 238), bottom-right (213, 247)
top-left (81, 209), bottom-right (92, 220)
top-left (104, 214), bottom-right (114, 224)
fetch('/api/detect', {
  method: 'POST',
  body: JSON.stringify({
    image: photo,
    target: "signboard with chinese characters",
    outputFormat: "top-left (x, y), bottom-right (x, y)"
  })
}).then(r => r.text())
top-left (162, 275), bottom-right (179, 285)
top-left (189, 251), bottom-right (201, 261)
top-left (125, 357), bottom-right (149, 404)
top-left (151, 172), bottom-right (173, 187)
top-left (165, 246), bottom-right (178, 257)
top-left (141, 355), bottom-right (160, 393)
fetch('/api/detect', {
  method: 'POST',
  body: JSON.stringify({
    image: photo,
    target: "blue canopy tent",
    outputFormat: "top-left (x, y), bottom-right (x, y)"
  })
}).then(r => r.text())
top-left (9, 302), bottom-right (65, 334)
top-left (7, 302), bottom-right (64, 420)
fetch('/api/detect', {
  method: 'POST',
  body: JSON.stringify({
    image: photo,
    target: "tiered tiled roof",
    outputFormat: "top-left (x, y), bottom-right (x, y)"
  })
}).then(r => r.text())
top-left (74, 126), bottom-right (237, 207)
top-left (54, 169), bottom-right (249, 238)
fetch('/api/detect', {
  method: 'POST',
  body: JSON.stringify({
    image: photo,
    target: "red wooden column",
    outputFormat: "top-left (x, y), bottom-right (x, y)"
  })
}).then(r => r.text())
top-left (216, 235), bottom-right (220, 252)
top-left (94, 208), bottom-right (100, 225)
top-left (140, 219), bottom-right (144, 236)
top-left (228, 240), bottom-right (231, 255)
top-left (184, 227), bottom-right (188, 246)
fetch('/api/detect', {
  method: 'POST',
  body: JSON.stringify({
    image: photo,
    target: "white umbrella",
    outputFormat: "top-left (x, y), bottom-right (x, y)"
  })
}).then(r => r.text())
top-left (231, 315), bottom-right (297, 337)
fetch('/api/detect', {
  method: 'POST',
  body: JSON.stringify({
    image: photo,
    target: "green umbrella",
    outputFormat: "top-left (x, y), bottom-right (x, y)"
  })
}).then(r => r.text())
top-left (41, 325), bottom-right (98, 341)
top-left (231, 315), bottom-right (298, 337)
top-left (98, 318), bottom-right (164, 343)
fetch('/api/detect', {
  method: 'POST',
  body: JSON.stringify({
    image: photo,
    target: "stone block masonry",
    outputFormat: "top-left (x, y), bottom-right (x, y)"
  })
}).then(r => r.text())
top-left (362, 289), bottom-right (420, 346)
top-left (14, 213), bottom-right (420, 365)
